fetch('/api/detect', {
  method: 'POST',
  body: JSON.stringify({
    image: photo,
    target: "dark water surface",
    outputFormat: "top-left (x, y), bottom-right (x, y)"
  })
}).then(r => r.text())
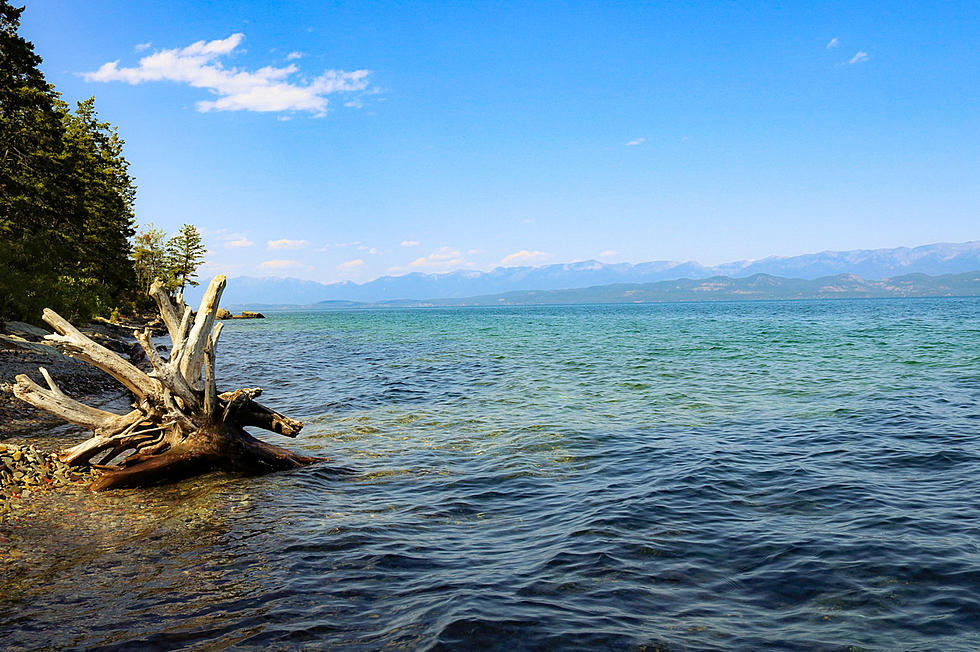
top-left (2, 299), bottom-right (979, 650)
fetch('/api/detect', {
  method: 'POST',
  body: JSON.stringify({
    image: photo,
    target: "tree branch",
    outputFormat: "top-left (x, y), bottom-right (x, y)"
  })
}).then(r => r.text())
top-left (178, 275), bottom-right (226, 390)
top-left (148, 278), bottom-right (181, 345)
top-left (134, 328), bottom-right (200, 412)
top-left (42, 308), bottom-right (162, 399)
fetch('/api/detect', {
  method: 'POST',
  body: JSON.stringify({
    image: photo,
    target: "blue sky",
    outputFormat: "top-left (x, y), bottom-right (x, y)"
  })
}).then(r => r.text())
top-left (22, 1), bottom-right (980, 284)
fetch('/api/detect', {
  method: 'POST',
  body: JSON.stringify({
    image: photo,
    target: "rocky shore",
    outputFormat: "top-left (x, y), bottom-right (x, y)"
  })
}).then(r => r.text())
top-left (0, 442), bottom-right (101, 519)
top-left (0, 316), bottom-right (159, 439)
top-left (0, 316), bottom-right (159, 516)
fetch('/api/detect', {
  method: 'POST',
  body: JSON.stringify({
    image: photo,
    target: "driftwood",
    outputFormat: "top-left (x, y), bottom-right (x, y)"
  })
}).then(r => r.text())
top-left (13, 275), bottom-right (323, 491)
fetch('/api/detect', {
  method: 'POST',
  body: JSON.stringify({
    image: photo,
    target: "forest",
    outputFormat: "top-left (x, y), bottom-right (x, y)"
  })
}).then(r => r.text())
top-left (0, 1), bottom-right (202, 325)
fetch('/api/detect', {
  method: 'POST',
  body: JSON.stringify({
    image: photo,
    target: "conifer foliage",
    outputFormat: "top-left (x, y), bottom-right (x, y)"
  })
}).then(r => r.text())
top-left (166, 224), bottom-right (207, 294)
top-left (132, 223), bottom-right (207, 300)
top-left (1, 1), bottom-right (136, 323)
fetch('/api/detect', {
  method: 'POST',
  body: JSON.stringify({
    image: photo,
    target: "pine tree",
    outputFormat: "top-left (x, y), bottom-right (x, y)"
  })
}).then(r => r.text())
top-left (132, 223), bottom-right (168, 297)
top-left (166, 224), bottom-right (207, 295)
top-left (0, 0), bottom-right (136, 322)
top-left (0, 0), bottom-right (68, 320)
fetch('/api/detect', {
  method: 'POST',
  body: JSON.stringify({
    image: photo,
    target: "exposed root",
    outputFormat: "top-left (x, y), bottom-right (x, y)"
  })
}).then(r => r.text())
top-left (12, 275), bottom-right (331, 490)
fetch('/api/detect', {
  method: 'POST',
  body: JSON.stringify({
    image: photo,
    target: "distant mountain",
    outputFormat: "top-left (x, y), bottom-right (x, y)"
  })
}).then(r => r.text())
top-left (399, 271), bottom-right (980, 306)
top-left (207, 276), bottom-right (340, 307)
top-left (197, 241), bottom-right (980, 306)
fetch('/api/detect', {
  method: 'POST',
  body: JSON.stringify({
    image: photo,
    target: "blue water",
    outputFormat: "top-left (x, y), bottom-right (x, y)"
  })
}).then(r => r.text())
top-left (2, 298), bottom-right (979, 650)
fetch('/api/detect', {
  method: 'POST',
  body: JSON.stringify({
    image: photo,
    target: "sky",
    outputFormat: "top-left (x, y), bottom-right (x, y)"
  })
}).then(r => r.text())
top-left (22, 0), bottom-right (980, 285)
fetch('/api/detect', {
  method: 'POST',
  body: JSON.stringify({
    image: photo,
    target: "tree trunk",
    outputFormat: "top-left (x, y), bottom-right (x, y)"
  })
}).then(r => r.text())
top-left (13, 275), bottom-right (326, 491)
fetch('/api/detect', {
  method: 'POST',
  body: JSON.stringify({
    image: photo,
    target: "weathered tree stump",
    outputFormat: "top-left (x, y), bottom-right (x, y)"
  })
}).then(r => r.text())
top-left (13, 275), bottom-right (324, 491)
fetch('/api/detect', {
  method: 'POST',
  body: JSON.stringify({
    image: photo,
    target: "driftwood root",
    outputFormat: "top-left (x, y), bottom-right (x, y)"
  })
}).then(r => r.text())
top-left (13, 275), bottom-right (327, 490)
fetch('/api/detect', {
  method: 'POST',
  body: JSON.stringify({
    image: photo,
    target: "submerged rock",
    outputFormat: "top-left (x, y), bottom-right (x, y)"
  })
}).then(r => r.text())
top-left (0, 442), bottom-right (101, 516)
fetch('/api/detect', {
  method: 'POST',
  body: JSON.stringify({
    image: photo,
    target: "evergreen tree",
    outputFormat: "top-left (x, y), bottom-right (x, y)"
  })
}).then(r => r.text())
top-left (132, 223), bottom-right (168, 297)
top-left (165, 224), bottom-right (206, 295)
top-left (0, 1), bottom-right (136, 322)
top-left (0, 0), bottom-right (67, 321)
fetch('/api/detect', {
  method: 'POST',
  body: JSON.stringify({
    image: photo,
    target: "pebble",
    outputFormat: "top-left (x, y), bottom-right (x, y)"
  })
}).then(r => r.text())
top-left (0, 442), bottom-right (101, 518)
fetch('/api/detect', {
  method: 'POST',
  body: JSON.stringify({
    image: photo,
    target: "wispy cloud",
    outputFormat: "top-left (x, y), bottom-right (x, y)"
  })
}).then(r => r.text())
top-left (400, 240), bottom-right (420, 247)
top-left (84, 34), bottom-right (372, 116)
top-left (500, 250), bottom-right (550, 266)
top-left (268, 238), bottom-right (309, 250)
top-left (409, 247), bottom-right (468, 270)
top-left (338, 258), bottom-right (364, 271)
top-left (134, 42), bottom-right (152, 52)
top-left (286, 51), bottom-right (304, 60)
top-left (227, 237), bottom-right (254, 248)
top-left (599, 250), bottom-right (617, 258)
top-left (625, 138), bottom-right (645, 146)
top-left (847, 51), bottom-right (869, 64)
top-left (826, 37), bottom-right (840, 49)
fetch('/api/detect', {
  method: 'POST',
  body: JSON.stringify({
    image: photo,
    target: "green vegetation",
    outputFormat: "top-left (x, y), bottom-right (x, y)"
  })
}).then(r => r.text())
top-left (132, 222), bottom-right (206, 300)
top-left (166, 223), bottom-right (206, 295)
top-left (0, 2), bottom-right (205, 324)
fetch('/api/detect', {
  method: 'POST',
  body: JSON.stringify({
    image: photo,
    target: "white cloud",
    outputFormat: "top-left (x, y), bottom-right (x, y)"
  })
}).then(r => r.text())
top-left (286, 51), bottom-right (304, 60)
top-left (227, 237), bottom-right (254, 248)
top-left (134, 42), bottom-right (152, 52)
top-left (625, 138), bottom-right (645, 146)
top-left (333, 241), bottom-right (361, 248)
top-left (84, 34), bottom-right (372, 116)
top-left (267, 238), bottom-right (309, 250)
top-left (400, 240), bottom-right (420, 247)
top-left (338, 258), bottom-right (365, 271)
top-left (500, 250), bottom-right (550, 266)
top-left (847, 51), bottom-right (869, 64)
top-left (826, 37), bottom-right (840, 49)
top-left (409, 247), bottom-right (467, 270)
top-left (260, 259), bottom-right (310, 271)
top-left (599, 250), bottom-right (617, 258)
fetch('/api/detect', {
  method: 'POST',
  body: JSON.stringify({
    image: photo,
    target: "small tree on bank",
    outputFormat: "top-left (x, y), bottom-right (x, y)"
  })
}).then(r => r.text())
top-left (132, 223), bottom-right (168, 298)
top-left (131, 223), bottom-right (207, 306)
top-left (166, 223), bottom-right (206, 295)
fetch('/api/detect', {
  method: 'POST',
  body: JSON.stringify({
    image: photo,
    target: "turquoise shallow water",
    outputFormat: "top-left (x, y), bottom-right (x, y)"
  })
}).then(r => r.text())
top-left (2, 298), bottom-right (979, 650)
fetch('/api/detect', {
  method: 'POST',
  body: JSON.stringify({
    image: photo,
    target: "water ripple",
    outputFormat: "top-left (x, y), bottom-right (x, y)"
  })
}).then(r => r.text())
top-left (2, 298), bottom-right (979, 650)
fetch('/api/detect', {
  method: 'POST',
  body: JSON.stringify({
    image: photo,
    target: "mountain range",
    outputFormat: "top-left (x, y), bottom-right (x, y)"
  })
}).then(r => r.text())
top-left (397, 271), bottom-right (980, 307)
top-left (202, 241), bottom-right (980, 306)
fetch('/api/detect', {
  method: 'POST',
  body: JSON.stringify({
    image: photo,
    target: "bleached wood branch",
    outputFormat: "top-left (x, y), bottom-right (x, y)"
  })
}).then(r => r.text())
top-left (203, 322), bottom-right (223, 419)
top-left (13, 372), bottom-right (124, 431)
top-left (134, 328), bottom-right (200, 411)
top-left (170, 305), bottom-right (193, 362)
top-left (41, 308), bottom-right (162, 400)
top-left (148, 278), bottom-right (182, 346)
top-left (178, 275), bottom-right (226, 391)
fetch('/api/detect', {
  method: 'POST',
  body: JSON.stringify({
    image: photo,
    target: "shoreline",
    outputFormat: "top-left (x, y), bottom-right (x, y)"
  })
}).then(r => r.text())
top-left (0, 318), bottom-right (157, 513)
top-left (0, 315), bottom-right (160, 441)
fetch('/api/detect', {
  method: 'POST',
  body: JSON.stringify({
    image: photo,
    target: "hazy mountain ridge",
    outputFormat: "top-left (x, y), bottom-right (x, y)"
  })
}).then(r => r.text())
top-left (204, 241), bottom-right (980, 305)
top-left (407, 271), bottom-right (980, 307)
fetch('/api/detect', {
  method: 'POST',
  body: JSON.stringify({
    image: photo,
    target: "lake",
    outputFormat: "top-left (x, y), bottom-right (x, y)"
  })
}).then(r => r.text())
top-left (2, 298), bottom-right (979, 650)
